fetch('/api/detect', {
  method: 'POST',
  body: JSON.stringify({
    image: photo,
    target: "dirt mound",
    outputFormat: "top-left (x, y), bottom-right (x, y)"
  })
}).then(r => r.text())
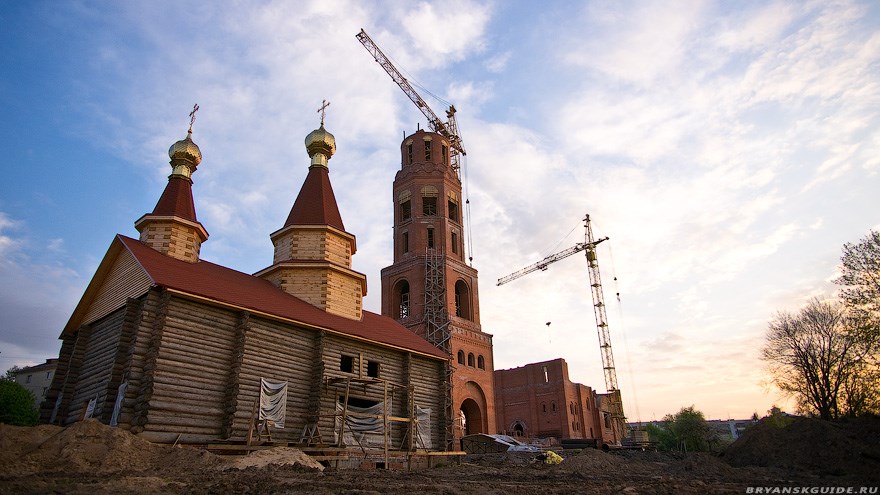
top-left (559, 447), bottom-right (624, 474)
top-left (228, 447), bottom-right (324, 471)
top-left (0, 419), bottom-right (223, 476)
top-left (721, 415), bottom-right (880, 481)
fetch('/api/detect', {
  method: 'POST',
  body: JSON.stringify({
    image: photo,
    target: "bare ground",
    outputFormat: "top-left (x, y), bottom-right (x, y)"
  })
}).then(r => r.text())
top-left (0, 417), bottom-right (877, 494)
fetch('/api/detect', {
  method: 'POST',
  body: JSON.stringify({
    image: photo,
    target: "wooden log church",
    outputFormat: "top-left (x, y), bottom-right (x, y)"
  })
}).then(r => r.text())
top-left (40, 110), bottom-right (450, 451)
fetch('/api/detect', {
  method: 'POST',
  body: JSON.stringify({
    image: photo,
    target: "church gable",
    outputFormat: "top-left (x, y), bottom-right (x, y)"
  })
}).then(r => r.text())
top-left (65, 237), bottom-right (152, 335)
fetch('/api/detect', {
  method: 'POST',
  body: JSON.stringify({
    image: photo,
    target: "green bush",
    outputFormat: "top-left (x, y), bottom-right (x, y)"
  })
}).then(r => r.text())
top-left (0, 380), bottom-right (39, 426)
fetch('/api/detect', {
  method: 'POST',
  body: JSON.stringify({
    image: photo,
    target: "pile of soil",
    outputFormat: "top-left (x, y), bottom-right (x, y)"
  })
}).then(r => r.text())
top-left (0, 417), bottom-right (877, 494)
top-left (721, 415), bottom-right (880, 481)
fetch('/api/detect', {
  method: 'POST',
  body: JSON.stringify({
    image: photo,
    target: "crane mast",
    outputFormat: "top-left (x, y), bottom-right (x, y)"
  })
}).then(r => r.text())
top-left (356, 29), bottom-right (466, 173)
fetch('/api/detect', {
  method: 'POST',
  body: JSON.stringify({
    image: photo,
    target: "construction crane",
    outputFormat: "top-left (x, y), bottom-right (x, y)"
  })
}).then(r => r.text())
top-left (356, 29), bottom-right (466, 174)
top-left (497, 214), bottom-right (627, 442)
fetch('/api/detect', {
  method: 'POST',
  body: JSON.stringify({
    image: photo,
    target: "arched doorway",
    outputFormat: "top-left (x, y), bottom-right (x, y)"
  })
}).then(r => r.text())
top-left (460, 398), bottom-right (484, 436)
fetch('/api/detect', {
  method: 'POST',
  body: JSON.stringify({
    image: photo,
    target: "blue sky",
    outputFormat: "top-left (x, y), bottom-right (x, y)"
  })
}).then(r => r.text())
top-left (1, 0), bottom-right (878, 421)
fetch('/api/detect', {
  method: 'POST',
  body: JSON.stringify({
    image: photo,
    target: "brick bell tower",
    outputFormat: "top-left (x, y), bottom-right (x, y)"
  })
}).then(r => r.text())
top-left (380, 129), bottom-right (496, 446)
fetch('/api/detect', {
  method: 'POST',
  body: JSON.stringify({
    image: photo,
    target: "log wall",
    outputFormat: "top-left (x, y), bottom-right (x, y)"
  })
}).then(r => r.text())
top-left (231, 315), bottom-right (317, 442)
top-left (64, 307), bottom-right (125, 424)
top-left (143, 296), bottom-right (238, 440)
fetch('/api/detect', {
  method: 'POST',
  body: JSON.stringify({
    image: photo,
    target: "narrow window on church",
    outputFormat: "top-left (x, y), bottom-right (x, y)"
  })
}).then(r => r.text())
top-left (543, 366), bottom-right (549, 383)
top-left (455, 290), bottom-right (462, 317)
top-left (397, 280), bottom-right (410, 320)
top-left (542, 403), bottom-right (547, 413)
top-left (451, 231), bottom-right (458, 254)
top-left (552, 402), bottom-right (557, 413)
top-left (400, 200), bottom-right (411, 221)
top-left (442, 144), bottom-right (448, 165)
top-left (367, 360), bottom-right (381, 378)
top-left (427, 227), bottom-right (434, 249)
top-left (407, 142), bottom-right (413, 163)
top-left (402, 232), bottom-right (409, 254)
top-left (448, 199), bottom-right (458, 222)
top-left (467, 353), bottom-right (475, 367)
top-left (423, 197), bottom-right (437, 216)
top-left (477, 355), bottom-right (485, 370)
top-left (424, 140), bottom-right (431, 160)
top-left (457, 350), bottom-right (465, 365)
top-left (341, 355), bottom-right (354, 373)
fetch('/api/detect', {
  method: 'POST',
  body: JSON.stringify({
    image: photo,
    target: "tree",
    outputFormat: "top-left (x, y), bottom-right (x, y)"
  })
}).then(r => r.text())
top-left (3, 365), bottom-right (22, 382)
top-left (0, 380), bottom-right (39, 426)
top-left (648, 406), bottom-right (715, 452)
top-left (763, 298), bottom-right (879, 419)
top-left (836, 229), bottom-right (880, 321)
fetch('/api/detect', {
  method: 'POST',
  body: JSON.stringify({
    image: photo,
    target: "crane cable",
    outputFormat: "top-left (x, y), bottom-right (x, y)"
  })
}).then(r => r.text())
top-left (606, 240), bottom-right (643, 426)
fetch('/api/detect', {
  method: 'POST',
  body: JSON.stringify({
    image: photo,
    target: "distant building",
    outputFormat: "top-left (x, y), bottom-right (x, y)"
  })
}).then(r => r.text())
top-left (14, 359), bottom-right (58, 408)
top-left (494, 358), bottom-right (622, 447)
top-left (630, 418), bottom-right (757, 443)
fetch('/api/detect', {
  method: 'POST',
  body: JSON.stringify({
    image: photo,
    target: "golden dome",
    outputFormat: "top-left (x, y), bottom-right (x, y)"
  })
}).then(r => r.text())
top-left (305, 125), bottom-right (336, 166)
top-left (168, 130), bottom-right (202, 166)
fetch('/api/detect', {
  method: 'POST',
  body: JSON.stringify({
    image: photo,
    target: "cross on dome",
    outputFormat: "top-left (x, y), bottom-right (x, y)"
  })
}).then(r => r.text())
top-left (317, 99), bottom-right (330, 126)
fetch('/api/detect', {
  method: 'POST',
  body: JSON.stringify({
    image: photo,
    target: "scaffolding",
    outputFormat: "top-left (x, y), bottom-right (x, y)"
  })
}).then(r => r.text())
top-left (423, 248), bottom-right (455, 450)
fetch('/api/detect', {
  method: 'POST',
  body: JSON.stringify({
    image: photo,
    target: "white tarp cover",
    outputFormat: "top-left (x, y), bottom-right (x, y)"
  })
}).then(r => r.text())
top-left (83, 396), bottom-right (97, 419)
top-left (334, 399), bottom-right (391, 447)
top-left (259, 378), bottom-right (288, 428)
top-left (416, 406), bottom-right (433, 449)
top-left (109, 381), bottom-right (127, 427)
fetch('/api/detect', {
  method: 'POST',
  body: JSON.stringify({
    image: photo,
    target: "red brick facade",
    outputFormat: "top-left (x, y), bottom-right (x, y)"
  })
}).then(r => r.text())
top-left (494, 358), bottom-right (621, 447)
top-left (380, 129), bottom-right (496, 444)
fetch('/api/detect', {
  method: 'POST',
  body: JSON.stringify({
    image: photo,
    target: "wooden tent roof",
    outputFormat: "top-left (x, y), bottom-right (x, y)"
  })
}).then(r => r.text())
top-left (284, 165), bottom-right (344, 231)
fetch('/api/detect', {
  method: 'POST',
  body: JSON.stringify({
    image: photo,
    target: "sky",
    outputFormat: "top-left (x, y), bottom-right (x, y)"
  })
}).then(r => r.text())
top-left (1, 0), bottom-right (878, 422)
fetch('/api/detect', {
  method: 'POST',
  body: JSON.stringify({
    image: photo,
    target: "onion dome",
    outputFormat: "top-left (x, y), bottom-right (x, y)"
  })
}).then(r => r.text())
top-left (305, 125), bottom-right (336, 167)
top-left (168, 130), bottom-right (202, 167)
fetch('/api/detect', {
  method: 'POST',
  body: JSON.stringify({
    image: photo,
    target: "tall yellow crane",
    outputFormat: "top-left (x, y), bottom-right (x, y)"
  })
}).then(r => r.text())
top-left (497, 214), bottom-right (627, 443)
top-left (355, 29), bottom-right (466, 174)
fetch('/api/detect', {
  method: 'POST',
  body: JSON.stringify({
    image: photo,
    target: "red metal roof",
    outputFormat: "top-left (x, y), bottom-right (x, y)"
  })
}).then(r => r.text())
top-left (118, 235), bottom-right (445, 359)
top-left (150, 176), bottom-right (198, 222)
top-left (284, 166), bottom-right (344, 231)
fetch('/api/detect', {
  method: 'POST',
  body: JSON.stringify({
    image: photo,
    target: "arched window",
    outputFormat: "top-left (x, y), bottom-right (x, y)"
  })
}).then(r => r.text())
top-left (477, 355), bottom-right (485, 370)
top-left (457, 350), bottom-right (465, 365)
top-left (447, 192), bottom-right (459, 222)
top-left (467, 352), bottom-right (475, 367)
top-left (454, 280), bottom-right (471, 320)
top-left (421, 186), bottom-right (438, 216)
top-left (552, 402), bottom-right (557, 413)
top-left (424, 138), bottom-right (432, 160)
top-left (398, 190), bottom-right (411, 222)
top-left (394, 280), bottom-right (410, 320)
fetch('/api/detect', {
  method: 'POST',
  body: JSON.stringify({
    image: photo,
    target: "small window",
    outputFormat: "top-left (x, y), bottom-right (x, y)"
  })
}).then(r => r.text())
top-left (442, 144), bottom-right (448, 165)
top-left (451, 232), bottom-right (458, 254)
top-left (402, 232), bottom-right (409, 254)
top-left (407, 142), bottom-right (413, 163)
top-left (604, 413), bottom-right (611, 429)
top-left (448, 200), bottom-right (458, 222)
top-left (457, 350), bottom-right (465, 365)
top-left (542, 403), bottom-right (547, 413)
top-left (467, 353), bottom-right (475, 367)
top-left (340, 355), bottom-right (354, 373)
top-left (397, 280), bottom-right (410, 319)
top-left (570, 403), bottom-right (574, 414)
top-left (552, 402), bottom-right (557, 413)
top-left (424, 140), bottom-right (431, 160)
top-left (400, 200), bottom-right (411, 221)
top-left (367, 361), bottom-right (380, 378)
top-left (477, 355), bottom-right (485, 370)
top-left (427, 227), bottom-right (434, 249)
top-left (542, 366), bottom-right (549, 383)
top-left (423, 197), bottom-right (437, 216)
